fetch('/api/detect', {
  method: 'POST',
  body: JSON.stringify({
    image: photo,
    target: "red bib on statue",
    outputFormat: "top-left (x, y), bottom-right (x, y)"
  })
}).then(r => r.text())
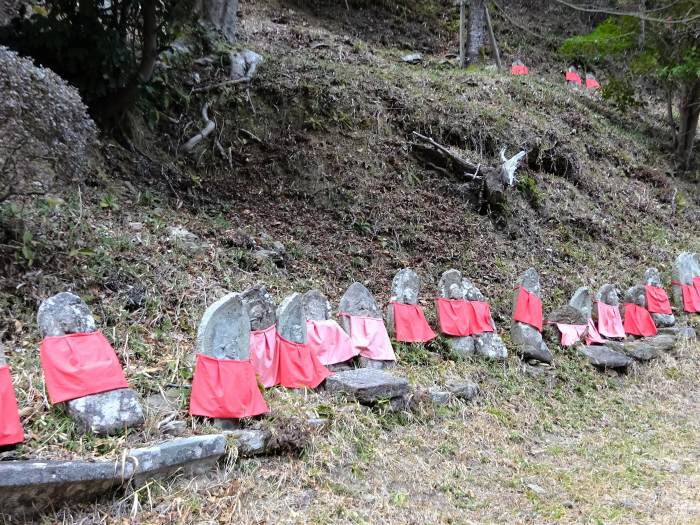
top-left (435, 299), bottom-right (494, 336)
top-left (645, 285), bottom-right (672, 314)
top-left (391, 302), bottom-right (436, 343)
top-left (0, 365), bottom-right (23, 446)
top-left (306, 319), bottom-right (357, 365)
top-left (511, 64), bottom-right (529, 75)
top-left (249, 325), bottom-right (279, 388)
top-left (596, 303), bottom-right (625, 339)
top-left (40, 332), bottom-right (129, 404)
top-left (513, 288), bottom-right (543, 332)
top-left (189, 354), bottom-right (269, 418)
top-left (677, 281), bottom-right (700, 313)
top-left (585, 77), bottom-right (600, 89)
top-left (623, 304), bottom-right (657, 337)
top-left (276, 335), bottom-right (330, 389)
top-left (565, 71), bottom-right (582, 84)
top-left (341, 314), bottom-right (396, 361)
top-left (585, 318), bottom-right (606, 345)
top-left (556, 323), bottom-right (587, 347)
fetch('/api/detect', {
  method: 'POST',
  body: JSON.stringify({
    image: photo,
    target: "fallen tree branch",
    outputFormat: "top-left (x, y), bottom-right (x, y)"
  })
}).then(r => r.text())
top-left (411, 131), bottom-right (481, 177)
top-left (182, 103), bottom-right (216, 153)
top-left (191, 77), bottom-right (250, 93)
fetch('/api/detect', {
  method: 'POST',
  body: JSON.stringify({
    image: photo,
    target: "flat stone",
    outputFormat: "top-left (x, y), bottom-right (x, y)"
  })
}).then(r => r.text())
top-left (512, 324), bottom-right (554, 364)
top-left (609, 334), bottom-right (675, 362)
top-left (302, 289), bottom-right (331, 321)
top-left (276, 293), bottom-right (307, 343)
top-left (579, 345), bottom-right (632, 370)
top-left (325, 368), bottom-right (409, 404)
top-left (677, 326), bottom-right (697, 341)
top-left (240, 285), bottom-right (276, 330)
top-left (568, 287), bottom-right (593, 320)
top-left (428, 389), bottom-right (451, 405)
top-left (37, 292), bottom-right (96, 337)
top-left (67, 388), bottom-right (145, 435)
top-left (0, 435), bottom-right (226, 517)
top-left (401, 52), bottom-right (423, 63)
top-left (338, 282), bottom-right (381, 318)
top-left (227, 429), bottom-right (270, 457)
top-left (446, 381), bottom-right (479, 401)
top-left (196, 292), bottom-right (250, 360)
top-left (358, 356), bottom-right (395, 370)
top-left (390, 268), bottom-right (421, 304)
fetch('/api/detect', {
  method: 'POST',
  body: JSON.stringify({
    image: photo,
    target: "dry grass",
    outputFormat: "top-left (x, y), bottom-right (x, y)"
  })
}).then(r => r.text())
top-left (22, 339), bottom-right (700, 524)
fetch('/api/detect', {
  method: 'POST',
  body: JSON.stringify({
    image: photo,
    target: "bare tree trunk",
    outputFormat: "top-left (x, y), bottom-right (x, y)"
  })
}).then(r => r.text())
top-left (459, 1), bottom-right (466, 68)
top-left (197, 0), bottom-right (239, 42)
top-left (100, 0), bottom-right (158, 119)
top-left (638, 0), bottom-right (646, 48)
top-left (484, 4), bottom-right (502, 69)
top-left (675, 79), bottom-right (700, 172)
top-left (466, 0), bottom-right (486, 65)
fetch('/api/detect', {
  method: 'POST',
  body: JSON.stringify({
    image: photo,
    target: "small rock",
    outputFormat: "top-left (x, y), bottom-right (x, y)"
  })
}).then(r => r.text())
top-left (67, 389), bottom-right (145, 436)
top-left (579, 345), bottom-right (632, 370)
top-left (166, 226), bottom-right (201, 252)
top-left (446, 381), bottom-right (479, 401)
top-left (428, 389), bottom-right (452, 405)
top-left (159, 420), bottom-right (187, 436)
top-left (401, 52), bottom-right (423, 64)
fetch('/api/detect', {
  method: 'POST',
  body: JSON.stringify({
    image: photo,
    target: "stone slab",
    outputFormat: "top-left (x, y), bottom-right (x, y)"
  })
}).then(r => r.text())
top-left (325, 368), bottom-right (409, 404)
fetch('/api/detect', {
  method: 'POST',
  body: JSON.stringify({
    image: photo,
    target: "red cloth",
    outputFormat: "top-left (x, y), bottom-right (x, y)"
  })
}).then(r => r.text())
top-left (585, 77), bottom-right (600, 89)
top-left (189, 354), bottom-right (269, 418)
top-left (513, 288), bottom-right (543, 332)
top-left (276, 334), bottom-right (330, 389)
top-left (511, 64), bottom-right (529, 75)
top-left (678, 281), bottom-right (700, 313)
top-left (249, 324), bottom-right (278, 388)
top-left (306, 319), bottom-right (357, 365)
top-left (40, 332), bottom-right (129, 404)
top-left (645, 285), bottom-right (672, 315)
top-left (0, 365), bottom-right (23, 446)
top-left (435, 299), bottom-right (494, 336)
top-left (596, 302), bottom-right (625, 339)
top-left (623, 303), bottom-right (657, 337)
top-left (585, 318), bottom-right (606, 345)
top-left (556, 323), bottom-right (587, 347)
top-left (341, 314), bottom-right (396, 361)
top-left (565, 71), bottom-right (582, 84)
top-left (391, 302), bottom-right (436, 343)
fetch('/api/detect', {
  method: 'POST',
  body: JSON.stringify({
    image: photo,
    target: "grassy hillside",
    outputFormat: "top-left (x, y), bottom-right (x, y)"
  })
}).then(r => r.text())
top-left (1, 0), bottom-right (699, 522)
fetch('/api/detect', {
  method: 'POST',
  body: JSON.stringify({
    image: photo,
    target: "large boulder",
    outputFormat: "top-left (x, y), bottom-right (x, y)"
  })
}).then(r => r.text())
top-left (0, 46), bottom-right (97, 202)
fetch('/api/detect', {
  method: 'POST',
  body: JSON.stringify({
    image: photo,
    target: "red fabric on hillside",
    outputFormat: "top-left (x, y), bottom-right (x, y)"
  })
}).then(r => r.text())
top-left (306, 319), bottom-right (357, 365)
top-left (0, 365), bottom-right (23, 446)
top-left (40, 332), bottom-right (128, 404)
top-left (276, 334), bottom-right (331, 389)
top-left (513, 288), bottom-right (543, 332)
top-left (390, 302), bottom-right (436, 343)
top-left (565, 71), bottom-right (582, 84)
top-left (585, 77), bottom-right (600, 89)
top-left (556, 323), bottom-right (587, 347)
top-left (596, 302), bottom-right (625, 339)
top-left (435, 299), bottom-right (495, 336)
top-left (645, 285), bottom-right (673, 315)
top-left (623, 303), bottom-right (658, 337)
top-left (469, 301), bottom-right (495, 333)
top-left (189, 354), bottom-right (269, 418)
top-left (341, 314), bottom-right (396, 361)
top-left (435, 298), bottom-right (472, 336)
top-left (511, 64), bottom-right (529, 75)
top-left (249, 324), bottom-right (279, 388)
top-left (679, 281), bottom-right (700, 313)
top-left (585, 318), bottom-right (606, 345)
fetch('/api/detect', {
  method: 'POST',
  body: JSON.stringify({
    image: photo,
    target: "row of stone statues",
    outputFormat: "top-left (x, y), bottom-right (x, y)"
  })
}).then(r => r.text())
top-left (0, 251), bottom-right (697, 447)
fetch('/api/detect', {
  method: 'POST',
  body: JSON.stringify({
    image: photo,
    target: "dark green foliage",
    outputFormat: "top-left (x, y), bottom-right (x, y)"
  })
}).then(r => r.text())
top-left (559, 16), bottom-right (638, 64)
